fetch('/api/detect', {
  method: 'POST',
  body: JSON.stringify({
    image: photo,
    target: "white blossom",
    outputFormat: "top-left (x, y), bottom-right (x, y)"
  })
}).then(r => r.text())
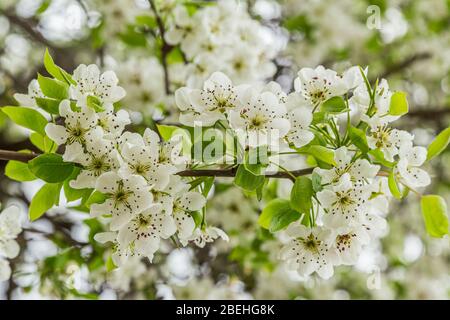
top-left (91, 172), bottom-right (153, 231)
top-left (396, 144), bottom-right (431, 188)
top-left (71, 64), bottom-right (126, 107)
top-left (280, 224), bottom-right (334, 279)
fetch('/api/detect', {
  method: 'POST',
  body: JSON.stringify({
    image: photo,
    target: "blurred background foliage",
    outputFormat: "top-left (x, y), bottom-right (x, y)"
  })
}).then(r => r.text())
top-left (0, 0), bottom-right (449, 299)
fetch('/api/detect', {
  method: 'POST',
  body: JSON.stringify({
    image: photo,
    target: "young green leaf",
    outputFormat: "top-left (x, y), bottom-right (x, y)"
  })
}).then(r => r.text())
top-left (311, 172), bottom-right (323, 192)
top-left (348, 126), bottom-right (369, 153)
top-left (258, 199), bottom-right (301, 232)
top-left (388, 170), bottom-right (402, 200)
top-left (44, 48), bottom-right (76, 85)
top-left (427, 127), bottom-right (450, 161)
top-left (35, 97), bottom-right (60, 114)
top-left (30, 132), bottom-right (58, 153)
top-left (37, 74), bottom-right (69, 100)
top-left (28, 154), bottom-right (75, 183)
top-left (420, 195), bottom-right (449, 238)
top-left (63, 168), bottom-right (93, 202)
top-left (2, 106), bottom-right (48, 135)
top-left (157, 124), bottom-right (180, 141)
top-left (85, 191), bottom-right (107, 208)
top-left (290, 177), bottom-right (313, 213)
top-left (86, 95), bottom-right (105, 112)
top-left (321, 96), bottom-right (346, 113)
top-left (369, 149), bottom-right (394, 168)
top-left (189, 211), bottom-right (203, 228)
top-left (389, 91), bottom-right (409, 116)
top-left (29, 183), bottom-right (62, 221)
top-left (5, 160), bottom-right (36, 182)
top-left (306, 145), bottom-right (336, 166)
top-left (234, 165), bottom-right (265, 192)
top-left (106, 255), bottom-right (117, 272)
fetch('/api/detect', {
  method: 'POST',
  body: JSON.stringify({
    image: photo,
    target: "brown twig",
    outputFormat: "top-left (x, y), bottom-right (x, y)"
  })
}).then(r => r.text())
top-left (0, 149), bottom-right (312, 179)
top-left (149, 0), bottom-right (173, 95)
top-left (376, 52), bottom-right (432, 80)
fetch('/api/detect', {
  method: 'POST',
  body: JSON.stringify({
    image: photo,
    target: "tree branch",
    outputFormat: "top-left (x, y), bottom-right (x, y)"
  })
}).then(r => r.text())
top-left (0, 149), bottom-right (312, 179)
top-left (149, 0), bottom-right (172, 95)
top-left (376, 52), bottom-right (432, 80)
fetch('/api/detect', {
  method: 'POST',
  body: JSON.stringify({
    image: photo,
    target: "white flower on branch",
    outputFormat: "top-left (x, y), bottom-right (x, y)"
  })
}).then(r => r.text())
top-left (91, 172), bottom-right (153, 231)
top-left (280, 224), bottom-right (334, 279)
top-left (118, 204), bottom-right (177, 261)
top-left (71, 64), bottom-right (126, 108)
top-left (45, 100), bottom-right (103, 162)
top-left (396, 144), bottom-right (431, 188)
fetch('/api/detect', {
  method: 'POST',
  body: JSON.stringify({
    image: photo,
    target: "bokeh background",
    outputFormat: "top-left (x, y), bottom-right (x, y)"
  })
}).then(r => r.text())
top-left (0, 0), bottom-right (449, 299)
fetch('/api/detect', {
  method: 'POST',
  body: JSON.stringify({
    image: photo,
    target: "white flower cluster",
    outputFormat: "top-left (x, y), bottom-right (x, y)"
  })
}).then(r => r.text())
top-left (0, 205), bottom-right (22, 282)
top-left (176, 65), bottom-right (432, 279)
top-left (166, 0), bottom-right (279, 88)
top-left (43, 64), bottom-right (228, 267)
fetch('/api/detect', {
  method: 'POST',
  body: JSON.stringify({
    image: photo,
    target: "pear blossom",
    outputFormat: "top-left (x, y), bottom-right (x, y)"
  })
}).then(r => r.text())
top-left (90, 172), bottom-right (153, 231)
top-left (228, 89), bottom-right (291, 148)
top-left (71, 64), bottom-right (126, 107)
top-left (328, 224), bottom-right (371, 265)
top-left (97, 109), bottom-right (131, 140)
top-left (119, 134), bottom-right (176, 190)
top-left (280, 224), bottom-right (334, 279)
top-left (294, 65), bottom-right (347, 107)
top-left (143, 128), bottom-right (189, 169)
top-left (395, 144), bottom-right (431, 188)
top-left (317, 174), bottom-right (372, 228)
top-left (314, 146), bottom-right (380, 184)
top-left (184, 226), bottom-right (229, 248)
top-left (45, 100), bottom-right (103, 161)
top-left (284, 107), bottom-right (315, 148)
top-left (0, 205), bottom-right (22, 282)
top-left (367, 126), bottom-right (413, 162)
top-left (13, 79), bottom-right (43, 107)
top-left (69, 139), bottom-right (121, 189)
top-left (118, 204), bottom-right (177, 260)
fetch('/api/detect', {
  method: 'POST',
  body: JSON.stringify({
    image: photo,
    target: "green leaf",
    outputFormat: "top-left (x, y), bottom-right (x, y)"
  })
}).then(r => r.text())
top-left (389, 91), bottom-right (409, 116)
top-left (306, 145), bottom-right (336, 166)
top-left (201, 177), bottom-right (214, 197)
top-left (258, 199), bottom-right (301, 232)
top-left (2, 106), bottom-right (48, 135)
top-left (37, 74), bottom-right (69, 100)
top-left (321, 96), bottom-right (347, 113)
top-left (421, 195), bottom-right (449, 238)
top-left (86, 95), bottom-right (105, 112)
top-left (36, 0), bottom-right (51, 14)
top-left (29, 183), bottom-right (62, 221)
top-left (30, 132), bottom-right (58, 153)
top-left (312, 111), bottom-right (327, 124)
top-left (85, 191), bottom-right (107, 208)
top-left (28, 154), bottom-right (75, 183)
top-left (157, 124), bottom-right (180, 141)
top-left (63, 168), bottom-right (93, 202)
top-left (135, 15), bottom-right (157, 28)
top-left (5, 160), bottom-right (36, 181)
top-left (234, 165), bottom-right (265, 192)
top-left (244, 146), bottom-right (269, 176)
top-left (290, 177), bottom-right (313, 213)
top-left (311, 172), bottom-right (323, 192)
top-left (35, 97), bottom-right (60, 114)
top-left (106, 255), bottom-right (117, 272)
top-left (189, 211), bottom-right (203, 228)
top-left (118, 26), bottom-right (147, 47)
top-left (44, 48), bottom-right (76, 85)
top-left (427, 127), bottom-right (450, 161)
top-left (369, 149), bottom-right (394, 168)
top-left (348, 126), bottom-right (369, 153)
top-left (388, 170), bottom-right (402, 200)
